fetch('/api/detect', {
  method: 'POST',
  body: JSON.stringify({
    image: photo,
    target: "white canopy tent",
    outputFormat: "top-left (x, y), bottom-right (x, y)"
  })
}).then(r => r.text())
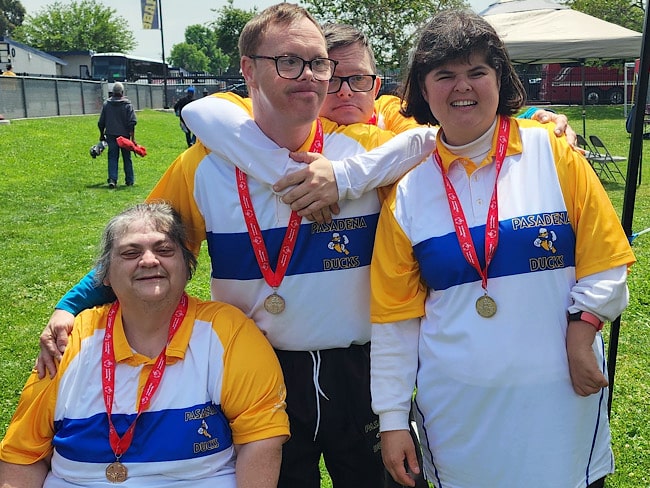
top-left (480, 0), bottom-right (642, 63)
top-left (481, 0), bottom-right (643, 132)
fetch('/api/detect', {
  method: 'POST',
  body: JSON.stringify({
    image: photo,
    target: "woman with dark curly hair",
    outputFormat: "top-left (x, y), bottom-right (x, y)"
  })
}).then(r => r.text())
top-left (369, 9), bottom-right (634, 488)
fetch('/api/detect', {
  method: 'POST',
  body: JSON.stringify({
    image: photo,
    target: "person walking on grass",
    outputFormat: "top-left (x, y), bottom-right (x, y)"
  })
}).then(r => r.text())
top-left (98, 82), bottom-right (137, 189)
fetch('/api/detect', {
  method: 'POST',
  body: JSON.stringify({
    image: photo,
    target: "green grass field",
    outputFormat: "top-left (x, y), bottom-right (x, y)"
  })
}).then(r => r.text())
top-left (0, 106), bottom-right (648, 487)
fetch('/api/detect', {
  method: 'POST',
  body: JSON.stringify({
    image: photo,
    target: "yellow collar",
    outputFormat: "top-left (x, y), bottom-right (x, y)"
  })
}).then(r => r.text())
top-left (435, 116), bottom-right (524, 174)
top-left (110, 297), bottom-right (195, 365)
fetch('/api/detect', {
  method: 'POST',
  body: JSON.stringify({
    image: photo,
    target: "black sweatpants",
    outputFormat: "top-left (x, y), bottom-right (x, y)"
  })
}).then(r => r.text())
top-left (275, 344), bottom-right (384, 488)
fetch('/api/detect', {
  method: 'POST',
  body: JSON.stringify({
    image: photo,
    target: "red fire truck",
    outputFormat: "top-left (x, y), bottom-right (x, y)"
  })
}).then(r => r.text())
top-left (537, 63), bottom-right (634, 105)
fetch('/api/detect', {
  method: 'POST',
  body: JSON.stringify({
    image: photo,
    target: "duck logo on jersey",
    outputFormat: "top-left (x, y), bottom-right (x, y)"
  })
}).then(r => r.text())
top-left (328, 232), bottom-right (350, 255)
top-left (533, 227), bottom-right (558, 253)
top-left (198, 419), bottom-right (212, 438)
top-left (323, 231), bottom-right (361, 270)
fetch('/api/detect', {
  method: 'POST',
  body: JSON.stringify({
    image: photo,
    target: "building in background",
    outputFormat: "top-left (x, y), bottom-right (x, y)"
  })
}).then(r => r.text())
top-left (0, 37), bottom-right (66, 76)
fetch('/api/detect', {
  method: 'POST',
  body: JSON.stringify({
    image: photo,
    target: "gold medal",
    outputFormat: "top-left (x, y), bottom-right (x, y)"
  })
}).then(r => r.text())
top-left (106, 461), bottom-right (128, 483)
top-left (476, 294), bottom-right (497, 318)
top-left (264, 292), bottom-right (286, 314)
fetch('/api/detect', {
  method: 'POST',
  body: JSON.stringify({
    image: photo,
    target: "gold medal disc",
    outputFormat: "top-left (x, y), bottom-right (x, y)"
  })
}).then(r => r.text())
top-left (106, 461), bottom-right (128, 483)
top-left (476, 295), bottom-right (497, 318)
top-left (264, 292), bottom-right (286, 314)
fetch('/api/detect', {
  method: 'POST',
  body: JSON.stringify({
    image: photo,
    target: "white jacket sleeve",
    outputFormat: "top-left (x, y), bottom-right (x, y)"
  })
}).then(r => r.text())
top-left (370, 319), bottom-right (420, 432)
top-left (183, 96), bottom-right (437, 199)
top-left (568, 265), bottom-right (629, 322)
top-left (332, 127), bottom-right (437, 200)
top-left (182, 96), bottom-right (301, 191)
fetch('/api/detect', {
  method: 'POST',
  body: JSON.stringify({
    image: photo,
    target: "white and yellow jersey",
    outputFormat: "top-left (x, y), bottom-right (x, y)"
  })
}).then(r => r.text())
top-left (373, 94), bottom-right (420, 134)
top-left (0, 296), bottom-right (288, 488)
top-left (150, 98), bottom-right (396, 351)
top-left (370, 117), bottom-right (635, 487)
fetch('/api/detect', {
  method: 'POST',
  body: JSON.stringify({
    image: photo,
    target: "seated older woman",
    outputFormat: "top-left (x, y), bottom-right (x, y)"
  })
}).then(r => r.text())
top-left (0, 202), bottom-right (289, 488)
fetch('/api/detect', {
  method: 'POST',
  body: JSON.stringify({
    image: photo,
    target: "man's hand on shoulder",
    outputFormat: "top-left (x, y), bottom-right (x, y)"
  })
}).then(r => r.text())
top-left (532, 109), bottom-right (577, 147)
top-left (273, 152), bottom-right (340, 224)
top-left (36, 309), bottom-right (74, 379)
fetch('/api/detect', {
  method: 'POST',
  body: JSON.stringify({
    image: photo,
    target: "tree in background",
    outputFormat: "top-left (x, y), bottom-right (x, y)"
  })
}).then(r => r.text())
top-left (169, 42), bottom-right (210, 73)
top-left (565, 0), bottom-right (644, 33)
top-left (168, 1), bottom-right (254, 75)
top-left (0, 0), bottom-right (26, 37)
top-left (303, 0), bottom-right (469, 70)
top-left (12, 0), bottom-right (135, 53)
top-left (211, 1), bottom-right (256, 74)
top-left (169, 24), bottom-right (228, 74)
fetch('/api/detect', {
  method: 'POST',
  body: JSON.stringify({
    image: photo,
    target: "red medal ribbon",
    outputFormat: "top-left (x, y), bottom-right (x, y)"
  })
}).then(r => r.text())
top-left (236, 119), bottom-right (324, 289)
top-left (102, 293), bottom-right (188, 458)
top-left (433, 116), bottom-right (510, 292)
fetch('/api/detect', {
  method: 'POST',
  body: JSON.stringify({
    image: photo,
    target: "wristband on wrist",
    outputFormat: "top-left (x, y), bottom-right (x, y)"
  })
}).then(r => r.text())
top-left (568, 311), bottom-right (604, 331)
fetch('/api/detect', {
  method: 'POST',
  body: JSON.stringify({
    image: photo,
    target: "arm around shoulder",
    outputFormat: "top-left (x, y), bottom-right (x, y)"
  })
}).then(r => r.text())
top-left (37, 270), bottom-right (115, 379)
top-left (334, 127), bottom-right (436, 200)
top-left (182, 94), bottom-right (307, 187)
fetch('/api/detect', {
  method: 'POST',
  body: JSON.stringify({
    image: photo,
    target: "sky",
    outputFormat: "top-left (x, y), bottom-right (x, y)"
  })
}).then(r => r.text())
top-left (18, 0), bottom-right (495, 60)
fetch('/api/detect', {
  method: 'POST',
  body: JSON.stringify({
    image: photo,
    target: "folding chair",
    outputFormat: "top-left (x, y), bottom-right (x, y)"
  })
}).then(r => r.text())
top-left (576, 134), bottom-right (596, 158)
top-left (576, 134), bottom-right (607, 176)
top-left (588, 135), bottom-right (626, 182)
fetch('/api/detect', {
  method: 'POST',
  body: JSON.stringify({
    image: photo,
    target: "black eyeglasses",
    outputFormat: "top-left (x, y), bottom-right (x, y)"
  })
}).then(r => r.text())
top-left (327, 74), bottom-right (377, 94)
top-left (249, 55), bottom-right (338, 81)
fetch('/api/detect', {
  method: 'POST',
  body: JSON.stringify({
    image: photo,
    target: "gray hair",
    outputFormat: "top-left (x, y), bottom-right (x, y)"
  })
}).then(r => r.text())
top-left (112, 82), bottom-right (124, 96)
top-left (93, 202), bottom-right (197, 286)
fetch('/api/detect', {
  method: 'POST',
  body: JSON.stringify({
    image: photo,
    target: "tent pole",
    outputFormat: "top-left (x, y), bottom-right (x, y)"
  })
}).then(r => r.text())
top-left (607, 0), bottom-right (649, 418)
top-left (581, 62), bottom-right (586, 136)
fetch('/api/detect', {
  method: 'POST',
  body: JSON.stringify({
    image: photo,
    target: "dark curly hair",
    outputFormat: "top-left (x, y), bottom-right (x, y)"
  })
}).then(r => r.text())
top-left (401, 9), bottom-right (526, 126)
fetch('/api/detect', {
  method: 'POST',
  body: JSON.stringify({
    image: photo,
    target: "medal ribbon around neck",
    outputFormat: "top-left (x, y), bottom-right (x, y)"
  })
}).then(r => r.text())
top-left (102, 293), bottom-right (188, 459)
top-left (236, 119), bottom-right (323, 292)
top-left (433, 116), bottom-right (510, 294)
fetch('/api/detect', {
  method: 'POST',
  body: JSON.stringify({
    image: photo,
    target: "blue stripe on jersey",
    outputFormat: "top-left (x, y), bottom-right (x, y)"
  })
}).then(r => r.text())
top-left (207, 214), bottom-right (379, 280)
top-left (414, 213), bottom-right (575, 290)
top-left (53, 402), bottom-right (231, 463)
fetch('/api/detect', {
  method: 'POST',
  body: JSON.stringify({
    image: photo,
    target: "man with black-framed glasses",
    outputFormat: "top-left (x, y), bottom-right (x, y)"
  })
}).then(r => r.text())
top-left (318, 23), bottom-right (424, 136)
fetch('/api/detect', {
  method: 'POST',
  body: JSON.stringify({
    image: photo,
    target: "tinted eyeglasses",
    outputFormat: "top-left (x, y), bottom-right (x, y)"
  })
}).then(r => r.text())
top-left (327, 74), bottom-right (377, 94)
top-left (249, 55), bottom-right (338, 82)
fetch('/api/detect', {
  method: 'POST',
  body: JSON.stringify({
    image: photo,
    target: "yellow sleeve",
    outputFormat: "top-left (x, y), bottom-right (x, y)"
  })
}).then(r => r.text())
top-left (0, 310), bottom-right (94, 464)
top-left (370, 186), bottom-right (428, 323)
top-left (547, 126), bottom-right (635, 278)
top-left (218, 311), bottom-right (289, 445)
top-left (0, 372), bottom-right (57, 464)
top-left (146, 145), bottom-right (208, 256)
top-left (214, 92), bottom-right (253, 115)
top-left (374, 95), bottom-right (421, 134)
